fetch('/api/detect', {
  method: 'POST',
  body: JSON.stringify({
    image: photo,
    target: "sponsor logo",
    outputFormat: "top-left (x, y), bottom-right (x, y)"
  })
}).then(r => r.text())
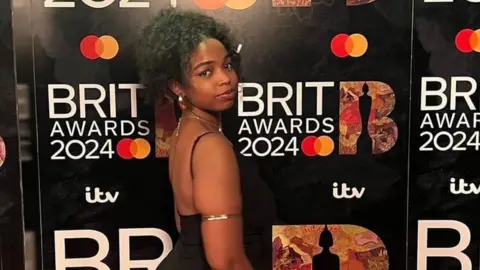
top-left (116, 138), bottom-right (151, 160)
top-left (455, 29), bottom-right (480, 53)
top-left (449, 177), bottom-right (480, 195)
top-left (332, 182), bottom-right (365, 199)
top-left (331, 33), bottom-right (368, 58)
top-left (85, 187), bottom-right (119, 204)
top-left (301, 135), bottom-right (335, 157)
top-left (44, 0), bottom-right (149, 8)
top-left (80, 35), bottom-right (119, 60)
top-left (171, 0), bottom-right (256, 10)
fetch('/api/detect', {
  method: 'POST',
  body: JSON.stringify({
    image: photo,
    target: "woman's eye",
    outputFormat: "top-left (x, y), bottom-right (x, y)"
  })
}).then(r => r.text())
top-left (225, 63), bottom-right (233, 70)
top-left (200, 70), bottom-right (212, 77)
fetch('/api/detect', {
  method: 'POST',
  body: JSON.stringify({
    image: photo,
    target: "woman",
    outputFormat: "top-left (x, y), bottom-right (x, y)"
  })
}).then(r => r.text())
top-left (136, 8), bottom-right (277, 270)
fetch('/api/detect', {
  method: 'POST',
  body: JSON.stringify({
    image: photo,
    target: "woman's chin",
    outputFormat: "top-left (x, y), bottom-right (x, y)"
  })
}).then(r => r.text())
top-left (216, 100), bottom-right (235, 112)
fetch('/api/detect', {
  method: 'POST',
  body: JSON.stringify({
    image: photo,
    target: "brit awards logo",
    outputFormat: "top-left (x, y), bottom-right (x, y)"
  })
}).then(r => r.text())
top-left (47, 83), bottom-right (151, 160)
top-left (237, 80), bottom-right (398, 157)
top-left (46, 35), bottom-right (152, 161)
top-left (419, 76), bottom-right (480, 152)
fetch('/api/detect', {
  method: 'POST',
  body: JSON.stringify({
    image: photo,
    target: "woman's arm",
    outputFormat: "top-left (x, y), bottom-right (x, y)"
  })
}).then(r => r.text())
top-left (192, 133), bottom-right (253, 270)
top-left (174, 202), bottom-right (181, 232)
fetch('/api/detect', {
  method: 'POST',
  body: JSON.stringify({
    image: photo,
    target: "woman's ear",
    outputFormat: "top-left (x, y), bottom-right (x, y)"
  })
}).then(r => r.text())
top-left (168, 79), bottom-right (189, 110)
top-left (168, 79), bottom-right (184, 98)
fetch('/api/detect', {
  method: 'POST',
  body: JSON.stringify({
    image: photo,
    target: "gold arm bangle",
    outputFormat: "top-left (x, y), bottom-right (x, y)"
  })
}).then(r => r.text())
top-left (202, 213), bottom-right (240, 221)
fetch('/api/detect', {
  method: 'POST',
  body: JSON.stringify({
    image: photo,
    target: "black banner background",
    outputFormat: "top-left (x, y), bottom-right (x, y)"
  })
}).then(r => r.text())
top-left (11, 0), bottom-right (480, 269)
top-left (409, 1), bottom-right (480, 269)
top-left (0, 0), bottom-right (25, 268)
top-left (25, 0), bottom-right (413, 269)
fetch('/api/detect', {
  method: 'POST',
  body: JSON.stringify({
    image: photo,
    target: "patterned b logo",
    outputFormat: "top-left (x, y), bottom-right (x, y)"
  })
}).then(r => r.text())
top-left (339, 81), bottom-right (398, 155)
top-left (273, 224), bottom-right (389, 270)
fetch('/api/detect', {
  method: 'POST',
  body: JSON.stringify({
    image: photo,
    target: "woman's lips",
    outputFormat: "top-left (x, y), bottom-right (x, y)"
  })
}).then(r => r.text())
top-left (218, 89), bottom-right (236, 100)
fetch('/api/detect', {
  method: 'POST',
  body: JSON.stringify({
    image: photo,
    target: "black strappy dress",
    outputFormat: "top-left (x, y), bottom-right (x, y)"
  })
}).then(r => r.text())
top-left (157, 132), bottom-right (277, 270)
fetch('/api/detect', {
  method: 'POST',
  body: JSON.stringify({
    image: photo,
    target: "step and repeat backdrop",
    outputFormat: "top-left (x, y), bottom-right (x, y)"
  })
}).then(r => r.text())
top-left (409, 0), bottom-right (480, 269)
top-left (0, 0), bottom-right (25, 268)
top-left (29, 0), bottom-right (411, 269)
top-left (7, 0), bottom-right (480, 269)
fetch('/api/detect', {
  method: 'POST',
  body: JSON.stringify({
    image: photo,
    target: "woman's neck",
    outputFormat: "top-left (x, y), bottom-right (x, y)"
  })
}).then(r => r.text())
top-left (183, 107), bottom-right (221, 127)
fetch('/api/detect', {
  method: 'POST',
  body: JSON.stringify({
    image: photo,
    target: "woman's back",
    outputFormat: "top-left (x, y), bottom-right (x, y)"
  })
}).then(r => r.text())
top-left (158, 119), bottom-right (276, 269)
top-left (136, 9), bottom-right (277, 269)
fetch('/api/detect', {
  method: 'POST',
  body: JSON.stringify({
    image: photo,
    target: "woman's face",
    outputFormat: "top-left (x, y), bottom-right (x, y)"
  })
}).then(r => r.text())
top-left (183, 38), bottom-right (239, 112)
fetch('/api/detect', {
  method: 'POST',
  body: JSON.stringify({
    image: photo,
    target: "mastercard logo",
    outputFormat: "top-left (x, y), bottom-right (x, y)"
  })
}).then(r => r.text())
top-left (455, 29), bottom-right (480, 53)
top-left (301, 135), bottom-right (335, 157)
top-left (80, 35), bottom-right (119, 60)
top-left (193, 0), bottom-right (256, 10)
top-left (117, 138), bottom-right (151, 160)
top-left (331, 33), bottom-right (368, 58)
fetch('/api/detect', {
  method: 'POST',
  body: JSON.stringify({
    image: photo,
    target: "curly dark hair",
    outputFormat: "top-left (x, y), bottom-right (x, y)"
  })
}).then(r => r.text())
top-left (136, 8), bottom-right (241, 101)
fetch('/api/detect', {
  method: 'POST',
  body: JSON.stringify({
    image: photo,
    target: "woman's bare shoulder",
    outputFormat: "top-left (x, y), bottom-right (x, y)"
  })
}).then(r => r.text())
top-left (194, 132), bottom-right (232, 156)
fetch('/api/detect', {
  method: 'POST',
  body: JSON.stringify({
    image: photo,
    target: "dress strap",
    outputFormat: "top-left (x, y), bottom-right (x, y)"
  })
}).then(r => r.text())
top-left (190, 132), bottom-right (214, 180)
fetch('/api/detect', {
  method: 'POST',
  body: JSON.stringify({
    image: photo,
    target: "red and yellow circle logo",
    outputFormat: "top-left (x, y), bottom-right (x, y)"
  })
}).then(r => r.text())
top-left (331, 33), bottom-right (368, 58)
top-left (301, 135), bottom-right (335, 157)
top-left (80, 35), bottom-right (119, 60)
top-left (455, 29), bottom-right (480, 53)
top-left (117, 138), bottom-right (151, 159)
top-left (193, 0), bottom-right (256, 10)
